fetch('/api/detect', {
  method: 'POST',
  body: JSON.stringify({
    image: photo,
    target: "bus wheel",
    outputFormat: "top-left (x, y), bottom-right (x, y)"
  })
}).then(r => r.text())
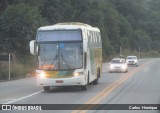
top-left (81, 74), bottom-right (89, 91)
top-left (43, 86), bottom-right (50, 92)
top-left (93, 78), bottom-right (99, 85)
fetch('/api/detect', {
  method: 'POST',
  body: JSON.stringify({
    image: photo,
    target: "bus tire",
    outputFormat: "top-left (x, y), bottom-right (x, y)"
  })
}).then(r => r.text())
top-left (43, 86), bottom-right (50, 92)
top-left (93, 78), bottom-right (98, 85)
top-left (81, 74), bottom-right (89, 91)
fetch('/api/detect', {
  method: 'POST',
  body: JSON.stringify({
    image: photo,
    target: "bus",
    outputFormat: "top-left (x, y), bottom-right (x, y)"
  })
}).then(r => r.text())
top-left (30, 22), bottom-right (102, 91)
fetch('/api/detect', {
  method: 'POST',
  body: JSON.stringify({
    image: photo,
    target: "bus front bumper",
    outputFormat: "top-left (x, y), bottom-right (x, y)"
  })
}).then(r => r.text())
top-left (37, 76), bottom-right (85, 87)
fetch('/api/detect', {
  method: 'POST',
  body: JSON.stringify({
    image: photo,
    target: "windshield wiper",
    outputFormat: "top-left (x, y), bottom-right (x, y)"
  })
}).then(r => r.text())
top-left (60, 53), bottom-right (71, 69)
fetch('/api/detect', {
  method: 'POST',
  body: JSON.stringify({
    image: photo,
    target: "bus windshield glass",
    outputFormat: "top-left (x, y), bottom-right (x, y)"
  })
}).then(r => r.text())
top-left (38, 43), bottom-right (83, 70)
top-left (37, 30), bottom-right (83, 70)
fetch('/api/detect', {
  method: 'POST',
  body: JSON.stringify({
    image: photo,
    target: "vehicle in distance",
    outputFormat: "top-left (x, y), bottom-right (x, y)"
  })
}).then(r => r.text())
top-left (126, 56), bottom-right (138, 66)
top-left (109, 58), bottom-right (128, 73)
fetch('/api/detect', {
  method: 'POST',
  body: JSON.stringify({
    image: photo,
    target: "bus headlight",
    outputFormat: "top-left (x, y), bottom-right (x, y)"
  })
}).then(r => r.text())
top-left (73, 72), bottom-right (80, 77)
top-left (73, 72), bottom-right (83, 77)
top-left (38, 72), bottom-right (46, 78)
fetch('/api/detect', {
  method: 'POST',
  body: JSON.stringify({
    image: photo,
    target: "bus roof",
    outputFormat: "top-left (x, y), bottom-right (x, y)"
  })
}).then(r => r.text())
top-left (38, 22), bottom-right (100, 32)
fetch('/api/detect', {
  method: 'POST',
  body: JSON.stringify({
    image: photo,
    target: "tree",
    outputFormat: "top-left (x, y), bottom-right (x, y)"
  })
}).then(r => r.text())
top-left (0, 3), bottom-right (47, 62)
top-left (1, 0), bottom-right (160, 61)
top-left (129, 30), bottom-right (151, 52)
top-left (41, 0), bottom-right (91, 24)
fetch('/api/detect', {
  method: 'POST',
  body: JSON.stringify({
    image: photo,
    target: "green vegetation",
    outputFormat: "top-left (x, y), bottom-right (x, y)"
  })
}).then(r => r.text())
top-left (0, 0), bottom-right (160, 80)
top-left (0, 61), bottom-right (27, 80)
top-left (0, 56), bottom-right (35, 80)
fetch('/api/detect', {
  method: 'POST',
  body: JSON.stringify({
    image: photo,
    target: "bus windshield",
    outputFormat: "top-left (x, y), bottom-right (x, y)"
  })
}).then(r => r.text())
top-left (37, 42), bottom-right (83, 70)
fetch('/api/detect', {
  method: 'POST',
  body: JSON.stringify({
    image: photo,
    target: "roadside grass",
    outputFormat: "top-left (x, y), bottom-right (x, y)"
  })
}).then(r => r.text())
top-left (0, 56), bottom-right (35, 80)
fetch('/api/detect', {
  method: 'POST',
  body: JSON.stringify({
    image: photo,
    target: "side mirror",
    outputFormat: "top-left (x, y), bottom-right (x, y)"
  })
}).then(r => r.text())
top-left (30, 40), bottom-right (36, 55)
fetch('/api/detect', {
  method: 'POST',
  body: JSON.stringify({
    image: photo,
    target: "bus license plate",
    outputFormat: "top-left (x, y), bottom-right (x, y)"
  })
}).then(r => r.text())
top-left (56, 80), bottom-right (64, 83)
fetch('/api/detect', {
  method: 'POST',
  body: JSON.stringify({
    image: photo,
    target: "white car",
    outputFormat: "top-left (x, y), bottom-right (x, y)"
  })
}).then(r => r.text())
top-left (126, 56), bottom-right (138, 66)
top-left (109, 58), bottom-right (128, 73)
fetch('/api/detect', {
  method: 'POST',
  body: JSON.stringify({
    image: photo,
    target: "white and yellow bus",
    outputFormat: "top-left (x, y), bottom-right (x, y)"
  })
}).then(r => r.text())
top-left (30, 22), bottom-right (102, 91)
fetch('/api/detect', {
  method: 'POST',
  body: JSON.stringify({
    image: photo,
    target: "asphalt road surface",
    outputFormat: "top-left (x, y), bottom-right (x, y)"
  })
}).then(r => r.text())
top-left (0, 58), bottom-right (160, 113)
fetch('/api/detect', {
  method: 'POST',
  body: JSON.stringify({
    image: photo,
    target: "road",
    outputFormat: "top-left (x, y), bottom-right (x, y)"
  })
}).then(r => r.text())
top-left (0, 58), bottom-right (160, 113)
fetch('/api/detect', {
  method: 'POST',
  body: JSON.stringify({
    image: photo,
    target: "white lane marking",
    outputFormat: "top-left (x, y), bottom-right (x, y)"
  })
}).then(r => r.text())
top-left (4, 90), bottom-right (43, 104)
